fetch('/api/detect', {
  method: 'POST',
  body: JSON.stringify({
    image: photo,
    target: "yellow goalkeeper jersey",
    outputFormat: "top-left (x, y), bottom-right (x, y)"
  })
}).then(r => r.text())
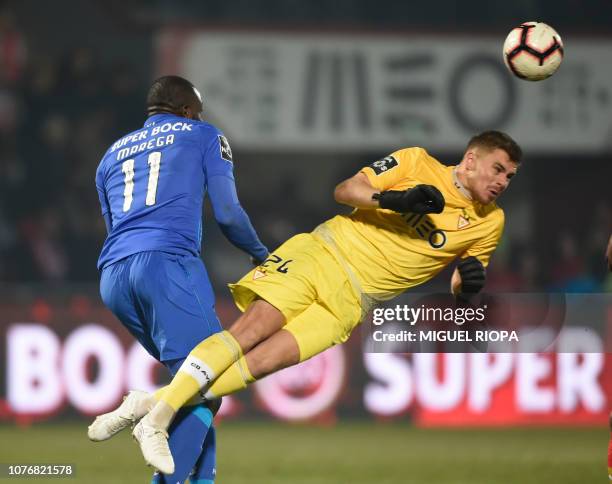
top-left (315, 147), bottom-right (504, 303)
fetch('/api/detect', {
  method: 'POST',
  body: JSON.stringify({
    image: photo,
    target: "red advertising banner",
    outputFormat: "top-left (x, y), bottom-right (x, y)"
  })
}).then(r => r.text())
top-left (0, 290), bottom-right (609, 426)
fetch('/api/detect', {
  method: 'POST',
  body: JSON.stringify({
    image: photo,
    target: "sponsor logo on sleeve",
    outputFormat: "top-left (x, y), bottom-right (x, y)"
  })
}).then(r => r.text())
top-left (369, 155), bottom-right (398, 175)
top-left (218, 135), bottom-right (233, 163)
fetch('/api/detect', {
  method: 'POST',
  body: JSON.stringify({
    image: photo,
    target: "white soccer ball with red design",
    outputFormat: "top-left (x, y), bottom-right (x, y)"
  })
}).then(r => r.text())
top-left (503, 22), bottom-right (564, 81)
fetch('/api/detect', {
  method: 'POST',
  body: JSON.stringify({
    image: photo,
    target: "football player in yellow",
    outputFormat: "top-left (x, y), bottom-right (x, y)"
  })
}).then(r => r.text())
top-left (128, 130), bottom-right (522, 471)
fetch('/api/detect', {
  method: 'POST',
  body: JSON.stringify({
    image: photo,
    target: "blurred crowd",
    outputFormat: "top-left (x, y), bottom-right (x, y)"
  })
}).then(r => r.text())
top-left (129, 0), bottom-right (612, 31)
top-left (486, 212), bottom-right (612, 294)
top-left (0, 7), bottom-right (610, 293)
top-left (0, 9), bottom-right (143, 281)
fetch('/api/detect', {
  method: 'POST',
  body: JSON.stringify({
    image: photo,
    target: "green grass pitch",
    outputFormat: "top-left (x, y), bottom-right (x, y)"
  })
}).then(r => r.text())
top-left (0, 422), bottom-right (606, 483)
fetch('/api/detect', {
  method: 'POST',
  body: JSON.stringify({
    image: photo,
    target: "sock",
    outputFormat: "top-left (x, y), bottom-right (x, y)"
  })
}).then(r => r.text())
top-left (150, 404), bottom-right (213, 484)
top-left (155, 385), bottom-right (207, 407)
top-left (153, 387), bottom-right (166, 402)
top-left (146, 400), bottom-right (176, 430)
top-left (205, 356), bottom-right (255, 399)
top-left (190, 426), bottom-right (216, 483)
top-left (160, 331), bottom-right (242, 411)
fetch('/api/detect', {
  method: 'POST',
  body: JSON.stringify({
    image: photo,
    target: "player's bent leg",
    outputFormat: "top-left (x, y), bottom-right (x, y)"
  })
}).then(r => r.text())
top-left (136, 300), bottom-right (285, 473)
top-left (156, 299), bottom-right (285, 414)
top-left (281, 301), bottom-right (354, 363)
top-left (202, 355), bottom-right (255, 399)
top-left (245, 329), bottom-right (301, 378)
top-left (132, 381), bottom-right (220, 476)
top-left (227, 298), bottom-right (287, 350)
top-left (91, 257), bottom-right (162, 442)
top-left (205, 302), bottom-right (351, 400)
top-left (190, 426), bottom-right (217, 484)
top-left (150, 404), bottom-right (214, 484)
top-left (148, 359), bottom-right (218, 483)
top-left (204, 329), bottom-right (300, 399)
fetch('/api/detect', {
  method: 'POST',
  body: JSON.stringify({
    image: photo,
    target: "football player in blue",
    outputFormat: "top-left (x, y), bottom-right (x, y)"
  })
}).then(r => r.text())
top-left (88, 75), bottom-right (269, 482)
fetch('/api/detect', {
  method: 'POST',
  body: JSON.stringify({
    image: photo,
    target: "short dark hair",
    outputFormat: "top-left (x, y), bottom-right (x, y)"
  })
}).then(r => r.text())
top-left (467, 130), bottom-right (522, 164)
top-left (146, 75), bottom-right (199, 115)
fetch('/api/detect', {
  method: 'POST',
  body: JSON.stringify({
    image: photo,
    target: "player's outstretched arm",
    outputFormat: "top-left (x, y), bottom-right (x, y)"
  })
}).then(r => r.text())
top-left (334, 172), bottom-right (381, 209)
top-left (335, 172), bottom-right (445, 214)
top-left (208, 174), bottom-right (269, 262)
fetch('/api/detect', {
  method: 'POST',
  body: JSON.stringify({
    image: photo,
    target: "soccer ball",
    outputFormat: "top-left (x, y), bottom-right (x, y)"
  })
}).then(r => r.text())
top-left (503, 22), bottom-right (564, 81)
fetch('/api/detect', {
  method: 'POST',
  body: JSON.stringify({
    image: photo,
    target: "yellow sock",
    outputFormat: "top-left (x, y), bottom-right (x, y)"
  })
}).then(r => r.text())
top-left (153, 387), bottom-right (166, 402)
top-left (154, 384), bottom-right (205, 407)
top-left (154, 386), bottom-right (207, 409)
top-left (160, 331), bottom-right (242, 411)
top-left (205, 356), bottom-right (255, 399)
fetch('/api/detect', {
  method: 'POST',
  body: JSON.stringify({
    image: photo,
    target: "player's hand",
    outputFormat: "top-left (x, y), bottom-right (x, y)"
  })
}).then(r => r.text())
top-left (457, 256), bottom-right (486, 295)
top-left (373, 184), bottom-right (445, 214)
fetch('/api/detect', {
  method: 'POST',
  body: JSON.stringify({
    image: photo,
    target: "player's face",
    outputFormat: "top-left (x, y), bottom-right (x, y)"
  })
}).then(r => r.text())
top-left (467, 147), bottom-right (518, 204)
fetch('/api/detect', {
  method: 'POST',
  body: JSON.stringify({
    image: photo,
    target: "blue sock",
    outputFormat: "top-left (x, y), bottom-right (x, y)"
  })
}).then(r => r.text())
top-left (151, 404), bottom-right (213, 484)
top-left (190, 426), bottom-right (216, 483)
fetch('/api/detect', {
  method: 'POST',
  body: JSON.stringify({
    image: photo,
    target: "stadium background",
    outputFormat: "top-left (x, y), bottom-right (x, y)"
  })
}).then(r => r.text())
top-left (0, 1), bottom-right (611, 482)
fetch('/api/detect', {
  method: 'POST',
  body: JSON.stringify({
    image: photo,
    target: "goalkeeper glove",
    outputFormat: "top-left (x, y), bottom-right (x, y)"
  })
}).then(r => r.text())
top-left (457, 256), bottom-right (486, 295)
top-left (373, 184), bottom-right (445, 214)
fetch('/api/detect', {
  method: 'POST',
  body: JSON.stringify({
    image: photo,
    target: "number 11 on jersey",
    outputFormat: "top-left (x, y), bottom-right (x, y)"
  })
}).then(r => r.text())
top-left (121, 151), bottom-right (162, 212)
top-left (145, 152), bottom-right (161, 206)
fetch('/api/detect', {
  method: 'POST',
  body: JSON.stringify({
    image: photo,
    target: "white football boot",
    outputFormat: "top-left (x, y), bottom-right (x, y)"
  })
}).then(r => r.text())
top-left (132, 416), bottom-right (175, 475)
top-left (87, 390), bottom-right (152, 441)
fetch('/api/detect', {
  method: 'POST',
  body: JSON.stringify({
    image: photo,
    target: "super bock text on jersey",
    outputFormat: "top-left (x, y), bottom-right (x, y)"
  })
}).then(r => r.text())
top-left (95, 114), bottom-right (235, 270)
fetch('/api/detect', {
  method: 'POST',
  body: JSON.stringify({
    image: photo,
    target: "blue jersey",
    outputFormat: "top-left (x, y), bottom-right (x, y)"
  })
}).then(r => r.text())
top-left (96, 113), bottom-right (267, 270)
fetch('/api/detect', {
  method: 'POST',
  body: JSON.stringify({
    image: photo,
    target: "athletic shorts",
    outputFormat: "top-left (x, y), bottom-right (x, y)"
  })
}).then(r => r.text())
top-left (100, 251), bottom-right (222, 365)
top-left (229, 233), bottom-right (362, 362)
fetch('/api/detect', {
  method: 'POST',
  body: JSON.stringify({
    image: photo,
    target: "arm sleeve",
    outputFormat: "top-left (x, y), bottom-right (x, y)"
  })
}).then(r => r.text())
top-left (203, 131), bottom-right (269, 261)
top-left (360, 147), bottom-right (424, 191)
top-left (95, 165), bottom-right (112, 234)
top-left (460, 210), bottom-right (505, 268)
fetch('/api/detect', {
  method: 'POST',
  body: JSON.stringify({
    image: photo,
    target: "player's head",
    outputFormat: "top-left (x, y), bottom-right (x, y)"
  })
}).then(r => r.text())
top-left (458, 130), bottom-right (522, 204)
top-left (146, 75), bottom-right (203, 120)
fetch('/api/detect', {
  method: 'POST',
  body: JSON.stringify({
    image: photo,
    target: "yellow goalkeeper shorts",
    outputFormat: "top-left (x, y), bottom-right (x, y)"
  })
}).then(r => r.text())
top-left (229, 233), bottom-right (362, 361)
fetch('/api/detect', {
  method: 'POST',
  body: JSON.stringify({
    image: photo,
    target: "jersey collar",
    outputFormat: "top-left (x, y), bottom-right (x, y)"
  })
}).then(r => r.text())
top-left (143, 113), bottom-right (178, 128)
top-left (452, 167), bottom-right (473, 201)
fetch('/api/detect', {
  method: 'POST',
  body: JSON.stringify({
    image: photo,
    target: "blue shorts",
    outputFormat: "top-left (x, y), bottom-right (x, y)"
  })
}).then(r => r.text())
top-left (100, 251), bottom-right (222, 365)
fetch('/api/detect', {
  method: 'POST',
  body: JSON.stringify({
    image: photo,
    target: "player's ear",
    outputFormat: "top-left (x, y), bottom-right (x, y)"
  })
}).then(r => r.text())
top-left (465, 150), bottom-right (476, 171)
top-left (181, 104), bottom-right (193, 119)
